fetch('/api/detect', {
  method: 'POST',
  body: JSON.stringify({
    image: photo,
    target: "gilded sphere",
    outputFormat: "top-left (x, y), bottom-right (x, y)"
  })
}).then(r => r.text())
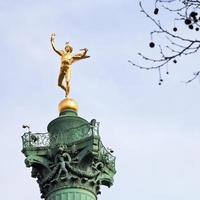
top-left (58, 98), bottom-right (78, 113)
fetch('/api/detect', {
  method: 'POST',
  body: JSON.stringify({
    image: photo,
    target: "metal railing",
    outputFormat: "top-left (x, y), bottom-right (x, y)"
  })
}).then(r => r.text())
top-left (22, 132), bottom-right (50, 149)
top-left (22, 122), bottom-right (100, 150)
top-left (21, 122), bottom-right (115, 171)
top-left (99, 141), bottom-right (116, 170)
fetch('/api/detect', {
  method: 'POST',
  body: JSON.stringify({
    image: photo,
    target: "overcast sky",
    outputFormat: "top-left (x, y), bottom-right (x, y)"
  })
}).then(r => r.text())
top-left (1, 1), bottom-right (200, 200)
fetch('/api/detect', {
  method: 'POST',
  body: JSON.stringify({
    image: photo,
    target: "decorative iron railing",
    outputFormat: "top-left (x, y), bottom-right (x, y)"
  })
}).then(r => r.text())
top-left (22, 122), bottom-right (100, 150)
top-left (22, 131), bottom-right (50, 149)
top-left (21, 122), bottom-right (115, 170)
top-left (99, 141), bottom-right (116, 170)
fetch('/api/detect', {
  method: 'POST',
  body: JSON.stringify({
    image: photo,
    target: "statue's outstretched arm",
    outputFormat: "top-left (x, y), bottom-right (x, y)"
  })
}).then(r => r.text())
top-left (50, 33), bottom-right (62, 56)
top-left (72, 48), bottom-right (90, 64)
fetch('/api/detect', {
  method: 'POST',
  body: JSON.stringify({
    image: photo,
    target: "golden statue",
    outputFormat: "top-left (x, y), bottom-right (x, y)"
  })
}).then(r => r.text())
top-left (50, 33), bottom-right (90, 97)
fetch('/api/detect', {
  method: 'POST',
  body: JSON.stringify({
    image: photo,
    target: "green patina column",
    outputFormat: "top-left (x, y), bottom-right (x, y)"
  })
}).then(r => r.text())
top-left (21, 99), bottom-right (116, 200)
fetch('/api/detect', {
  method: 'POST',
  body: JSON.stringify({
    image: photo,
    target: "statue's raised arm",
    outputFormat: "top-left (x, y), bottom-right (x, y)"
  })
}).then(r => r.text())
top-left (50, 33), bottom-right (63, 56)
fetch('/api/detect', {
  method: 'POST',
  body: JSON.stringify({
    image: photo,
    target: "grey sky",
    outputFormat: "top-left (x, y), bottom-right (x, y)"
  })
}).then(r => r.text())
top-left (1, 0), bottom-right (200, 199)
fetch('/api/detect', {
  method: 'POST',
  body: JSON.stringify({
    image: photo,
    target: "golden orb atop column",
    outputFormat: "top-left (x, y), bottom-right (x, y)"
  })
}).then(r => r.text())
top-left (58, 98), bottom-right (79, 113)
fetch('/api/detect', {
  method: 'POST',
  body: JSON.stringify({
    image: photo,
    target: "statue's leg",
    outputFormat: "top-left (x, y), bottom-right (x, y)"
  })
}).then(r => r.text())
top-left (58, 70), bottom-right (66, 92)
top-left (61, 164), bottom-right (68, 175)
top-left (66, 81), bottom-right (70, 97)
top-left (56, 168), bottom-right (62, 181)
top-left (65, 67), bottom-right (71, 97)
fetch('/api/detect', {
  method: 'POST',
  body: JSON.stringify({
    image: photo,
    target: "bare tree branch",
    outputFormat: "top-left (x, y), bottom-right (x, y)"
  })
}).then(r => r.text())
top-left (129, 0), bottom-right (200, 84)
